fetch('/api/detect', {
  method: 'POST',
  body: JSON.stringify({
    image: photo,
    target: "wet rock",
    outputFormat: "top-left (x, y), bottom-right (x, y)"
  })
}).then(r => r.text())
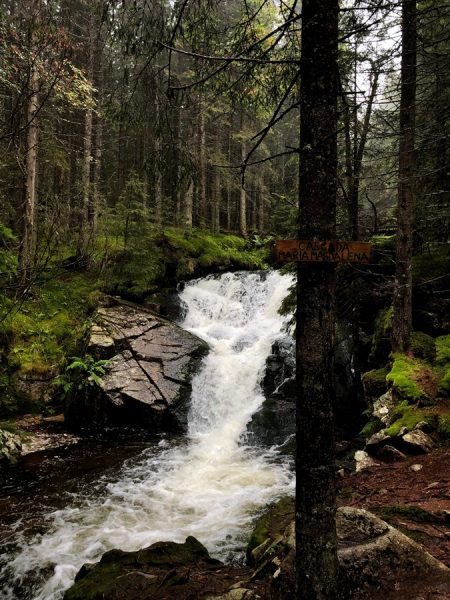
top-left (65, 537), bottom-right (262, 600)
top-left (0, 428), bottom-right (22, 466)
top-left (66, 303), bottom-right (208, 432)
top-left (401, 430), bottom-right (434, 454)
top-left (261, 337), bottom-right (294, 397)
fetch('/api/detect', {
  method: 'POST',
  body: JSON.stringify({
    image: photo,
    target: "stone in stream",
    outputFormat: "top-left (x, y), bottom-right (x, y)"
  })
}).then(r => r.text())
top-left (65, 302), bottom-right (208, 432)
top-left (64, 537), bottom-right (262, 600)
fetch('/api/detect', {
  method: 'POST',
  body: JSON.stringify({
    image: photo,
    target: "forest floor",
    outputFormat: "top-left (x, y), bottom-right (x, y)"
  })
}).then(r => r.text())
top-left (338, 447), bottom-right (450, 567)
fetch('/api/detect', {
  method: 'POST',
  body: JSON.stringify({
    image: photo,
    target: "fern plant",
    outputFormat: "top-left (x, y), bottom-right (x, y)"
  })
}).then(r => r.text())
top-left (55, 355), bottom-right (110, 399)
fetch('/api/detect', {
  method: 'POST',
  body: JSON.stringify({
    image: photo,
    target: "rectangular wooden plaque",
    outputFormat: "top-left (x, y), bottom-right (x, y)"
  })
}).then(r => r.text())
top-left (275, 240), bottom-right (372, 263)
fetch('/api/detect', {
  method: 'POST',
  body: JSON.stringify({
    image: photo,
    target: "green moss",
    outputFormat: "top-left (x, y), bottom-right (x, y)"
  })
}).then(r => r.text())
top-left (247, 496), bottom-right (294, 561)
top-left (386, 354), bottom-right (431, 402)
top-left (164, 228), bottom-right (267, 271)
top-left (383, 401), bottom-right (426, 436)
top-left (360, 419), bottom-right (383, 438)
top-left (63, 563), bottom-right (123, 600)
top-left (362, 368), bottom-right (388, 399)
top-left (410, 331), bottom-right (435, 362)
top-left (3, 272), bottom-right (99, 387)
top-left (436, 415), bottom-right (450, 441)
top-left (436, 335), bottom-right (450, 365)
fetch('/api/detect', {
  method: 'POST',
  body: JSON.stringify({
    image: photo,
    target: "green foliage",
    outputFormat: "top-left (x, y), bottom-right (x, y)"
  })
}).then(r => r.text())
top-left (435, 335), bottom-right (450, 365)
top-left (434, 335), bottom-right (450, 397)
top-left (386, 354), bottom-right (431, 402)
top-left (55, 355), bottom-right (110, 399)
top-left (3, 272), bottom-right (98, 377)
top-left (413, 244), bottom-right (450, 282)
top-left (410, 331), bottom-right (436, 362)
top-left (0, 223), bottom-right (18, 283)
top-left (436, 415), bottom-right (450, 441)
top-left (383, 401), bottom-right (426, 436)
top-left (164, 228), bottom-right (268, 272)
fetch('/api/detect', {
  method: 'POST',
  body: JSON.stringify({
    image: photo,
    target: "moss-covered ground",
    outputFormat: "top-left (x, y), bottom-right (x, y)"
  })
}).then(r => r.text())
top-left (0, 228), bottom-right (269, 419)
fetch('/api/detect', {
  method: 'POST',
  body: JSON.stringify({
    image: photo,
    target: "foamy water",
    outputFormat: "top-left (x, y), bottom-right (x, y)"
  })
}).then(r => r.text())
top-left (0, 270), bottom-right (294, 600)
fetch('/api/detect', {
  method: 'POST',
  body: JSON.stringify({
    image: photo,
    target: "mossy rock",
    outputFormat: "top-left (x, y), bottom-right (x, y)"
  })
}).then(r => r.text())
top-left (246, 496), bottom-right (294, 564)
top-left (410, 332), bottom-right (436, 362)
top-left (383, 401), bottom-right (427, 437)
top-left (64, 537), bottom-right (222, 600)
top-left (360, 418), bottom-right (383, 439)
top-left (386, 354), bottom-right (437, 403)
top-left (362, 368), bottom-right (389, 400)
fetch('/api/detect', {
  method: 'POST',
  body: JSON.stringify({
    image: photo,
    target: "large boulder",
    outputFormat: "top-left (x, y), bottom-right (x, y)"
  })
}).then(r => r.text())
top-left (65, 302), bottom-right (208, 432)
top-left (64, 537), bottom-right (264, 600)
top-left (248, 501), bottom-right (450, 599)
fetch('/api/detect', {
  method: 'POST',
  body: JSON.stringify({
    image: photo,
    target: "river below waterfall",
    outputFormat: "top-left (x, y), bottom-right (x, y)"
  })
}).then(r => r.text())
top-left (0, 270), bottom-right (295, 600)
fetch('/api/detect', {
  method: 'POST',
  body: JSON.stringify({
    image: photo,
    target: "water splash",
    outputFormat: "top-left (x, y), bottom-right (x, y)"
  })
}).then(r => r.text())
top-left (0, 270), bottom-right (294, 600)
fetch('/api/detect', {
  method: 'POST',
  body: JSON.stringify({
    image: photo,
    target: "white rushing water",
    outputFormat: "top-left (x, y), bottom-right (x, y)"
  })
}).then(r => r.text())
top-left (1, 270), bottom-right (294, 600)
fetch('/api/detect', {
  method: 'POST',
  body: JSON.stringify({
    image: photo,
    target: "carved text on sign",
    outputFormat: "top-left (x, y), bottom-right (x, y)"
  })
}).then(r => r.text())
top-left (275, 240), bottom-right (372, 263)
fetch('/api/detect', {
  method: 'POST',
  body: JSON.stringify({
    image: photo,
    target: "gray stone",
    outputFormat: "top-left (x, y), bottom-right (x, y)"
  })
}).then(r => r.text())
top-left (372, 390), bottom-right (396, 425)
top-left (66, 302), bottom-right (208, 432)
top-left (354, 450), bottom-right (379, 471)
top-left (0, 428), bottom-right (22, 465)
top-left (365, 430), bottom-right (391, 452)
top-left (401, 429), bottom-right (434, 454)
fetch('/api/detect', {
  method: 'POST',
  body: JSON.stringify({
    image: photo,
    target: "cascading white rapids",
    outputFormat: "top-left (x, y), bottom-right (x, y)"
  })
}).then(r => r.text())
top-left (0, 270), bottom-right (294, 600)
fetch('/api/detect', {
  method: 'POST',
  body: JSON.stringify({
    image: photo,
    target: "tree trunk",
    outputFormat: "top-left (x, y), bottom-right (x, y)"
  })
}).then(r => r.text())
top-left (392, 0), bottom-right (417, 352)
top-left (20, 56), bottom-right (39, 287)
top-left (77, 9), bottom-right (95, 260)
top-left (296, 0), bottom-right (339, 598)
top-left (239, 115), bottom-right (247, 237)
top-left (184, 179), bottom-right (194, 228)
top-left (198, 109), bottom-right (207, 228)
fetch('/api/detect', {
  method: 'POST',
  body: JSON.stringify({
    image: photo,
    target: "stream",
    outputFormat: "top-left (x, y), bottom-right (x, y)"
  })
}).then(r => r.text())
top-left (0, 270), bottom-right (295, 600)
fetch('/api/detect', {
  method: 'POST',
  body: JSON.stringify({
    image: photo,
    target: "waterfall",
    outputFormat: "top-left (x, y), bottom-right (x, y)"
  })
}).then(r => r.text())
top-left (0, 270), bottom-right (294, 600)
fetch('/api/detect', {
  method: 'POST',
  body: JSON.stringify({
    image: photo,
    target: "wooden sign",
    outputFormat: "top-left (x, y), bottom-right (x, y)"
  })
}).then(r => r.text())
top-left (275, 240), bottom-right (372, 263)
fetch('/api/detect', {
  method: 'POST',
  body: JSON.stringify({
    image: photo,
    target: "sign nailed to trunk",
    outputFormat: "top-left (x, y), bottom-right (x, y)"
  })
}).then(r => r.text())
top-left (276, 240), bottom-right (372, 263)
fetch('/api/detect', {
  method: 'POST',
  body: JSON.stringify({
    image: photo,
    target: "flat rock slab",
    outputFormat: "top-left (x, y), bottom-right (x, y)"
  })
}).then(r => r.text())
top-left (66, 303), bottom-right (208, 432)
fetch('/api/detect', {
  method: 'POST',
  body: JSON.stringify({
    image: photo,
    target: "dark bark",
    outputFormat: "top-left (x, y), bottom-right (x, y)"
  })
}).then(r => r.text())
top-left (392, 0), bottom-right (417, 352)
top-left (296, 0), bottom-right (339, 598)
